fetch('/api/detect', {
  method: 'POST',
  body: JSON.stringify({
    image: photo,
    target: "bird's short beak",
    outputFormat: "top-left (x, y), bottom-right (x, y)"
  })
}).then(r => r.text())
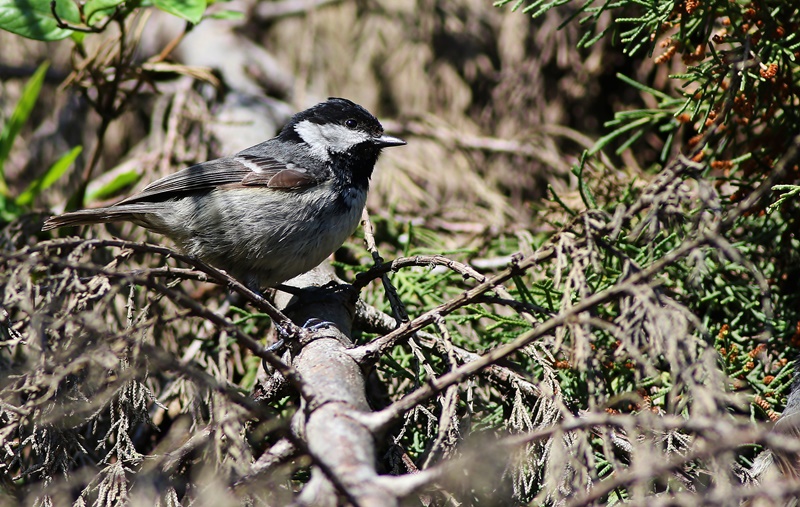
top-left (372, 134), bottom-right (406, 148)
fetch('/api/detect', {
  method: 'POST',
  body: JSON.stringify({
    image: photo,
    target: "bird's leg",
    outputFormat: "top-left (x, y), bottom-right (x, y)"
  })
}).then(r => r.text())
top-left (261, 281), bottom-right (353, 373)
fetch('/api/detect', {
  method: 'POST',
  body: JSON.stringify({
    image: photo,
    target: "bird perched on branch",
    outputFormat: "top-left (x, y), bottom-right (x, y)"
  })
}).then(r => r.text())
top-left (43, 98), bottom-right (405, 290)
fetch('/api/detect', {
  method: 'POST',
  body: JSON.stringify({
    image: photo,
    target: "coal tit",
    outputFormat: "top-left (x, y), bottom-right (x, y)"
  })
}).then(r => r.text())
top-left (43, 98), bottom-right (406, 289)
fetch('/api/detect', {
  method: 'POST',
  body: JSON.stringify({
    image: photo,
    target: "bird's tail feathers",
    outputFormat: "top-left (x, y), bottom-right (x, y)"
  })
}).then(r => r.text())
top-left (42, 204), bottom-right (162, 231)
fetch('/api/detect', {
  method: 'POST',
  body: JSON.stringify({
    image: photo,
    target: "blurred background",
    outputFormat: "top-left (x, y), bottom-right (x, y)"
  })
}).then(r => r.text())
top-left (0, 0), bottom-right (661, 240)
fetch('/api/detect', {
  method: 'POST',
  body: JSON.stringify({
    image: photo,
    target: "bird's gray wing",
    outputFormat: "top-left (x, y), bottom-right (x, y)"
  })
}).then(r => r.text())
top-left (117, 154), bottom-right (318, 205)
top-left (42, 154), bottom-right (322, 231)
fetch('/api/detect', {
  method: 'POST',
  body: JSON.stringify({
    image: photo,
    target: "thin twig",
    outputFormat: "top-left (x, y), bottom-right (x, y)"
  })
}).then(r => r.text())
top-left (354, 253), bottom-right (543, 325)
top-left (358, 237), bottom-right (705, 433)
top-left (22, 254), bottom-right (308, 394)
top-left (10, 237), bottom-right (298, 332)
top-left (349, 248), bottom-right (555, 366)
top-left (50, 0), bottom-right (119, 33)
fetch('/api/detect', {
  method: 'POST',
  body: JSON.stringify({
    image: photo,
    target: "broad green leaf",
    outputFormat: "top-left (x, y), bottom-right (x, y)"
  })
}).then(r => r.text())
top-left (0, 0), bottom-right (80, 40)
top-left (153, 0), bottom-right (205, 24)
top-left (16, 145), bottom-right (82, 206)
top-left (0, 61), bottom-right (48, 197)
top-left (85, 169), bottom-right (141, 203)
top-left (84, 0), bottom-right (125, 24)
top-left (52, 0), bottom-right (80, 22)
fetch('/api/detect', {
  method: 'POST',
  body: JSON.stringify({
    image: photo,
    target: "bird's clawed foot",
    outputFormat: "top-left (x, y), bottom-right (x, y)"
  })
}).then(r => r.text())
top-left (302, 317), bottom-right (338, 332)
top-left (262, 318), bottom-right (340, 373)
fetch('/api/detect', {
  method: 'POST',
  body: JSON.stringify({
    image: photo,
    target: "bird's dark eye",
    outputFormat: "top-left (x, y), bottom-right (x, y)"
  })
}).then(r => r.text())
top-left (345, 119), bottom-right (358, 129)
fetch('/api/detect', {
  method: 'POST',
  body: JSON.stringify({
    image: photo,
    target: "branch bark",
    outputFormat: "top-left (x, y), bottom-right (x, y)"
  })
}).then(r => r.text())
top-left (271, 266), bottom-right (401, 506)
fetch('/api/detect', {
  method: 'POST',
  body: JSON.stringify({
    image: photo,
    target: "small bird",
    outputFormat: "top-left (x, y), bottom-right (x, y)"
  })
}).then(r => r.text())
top-left (43, 98), bottom-right (406, 290)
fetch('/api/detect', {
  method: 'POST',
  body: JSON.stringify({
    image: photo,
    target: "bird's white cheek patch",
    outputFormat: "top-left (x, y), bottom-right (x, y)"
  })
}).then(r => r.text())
top-left (294, 120), bottom-right (370, 158)
top-left (294, 121), bottom-right (330, 160)
top-left (317, 123), bottom-right (370, 152)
